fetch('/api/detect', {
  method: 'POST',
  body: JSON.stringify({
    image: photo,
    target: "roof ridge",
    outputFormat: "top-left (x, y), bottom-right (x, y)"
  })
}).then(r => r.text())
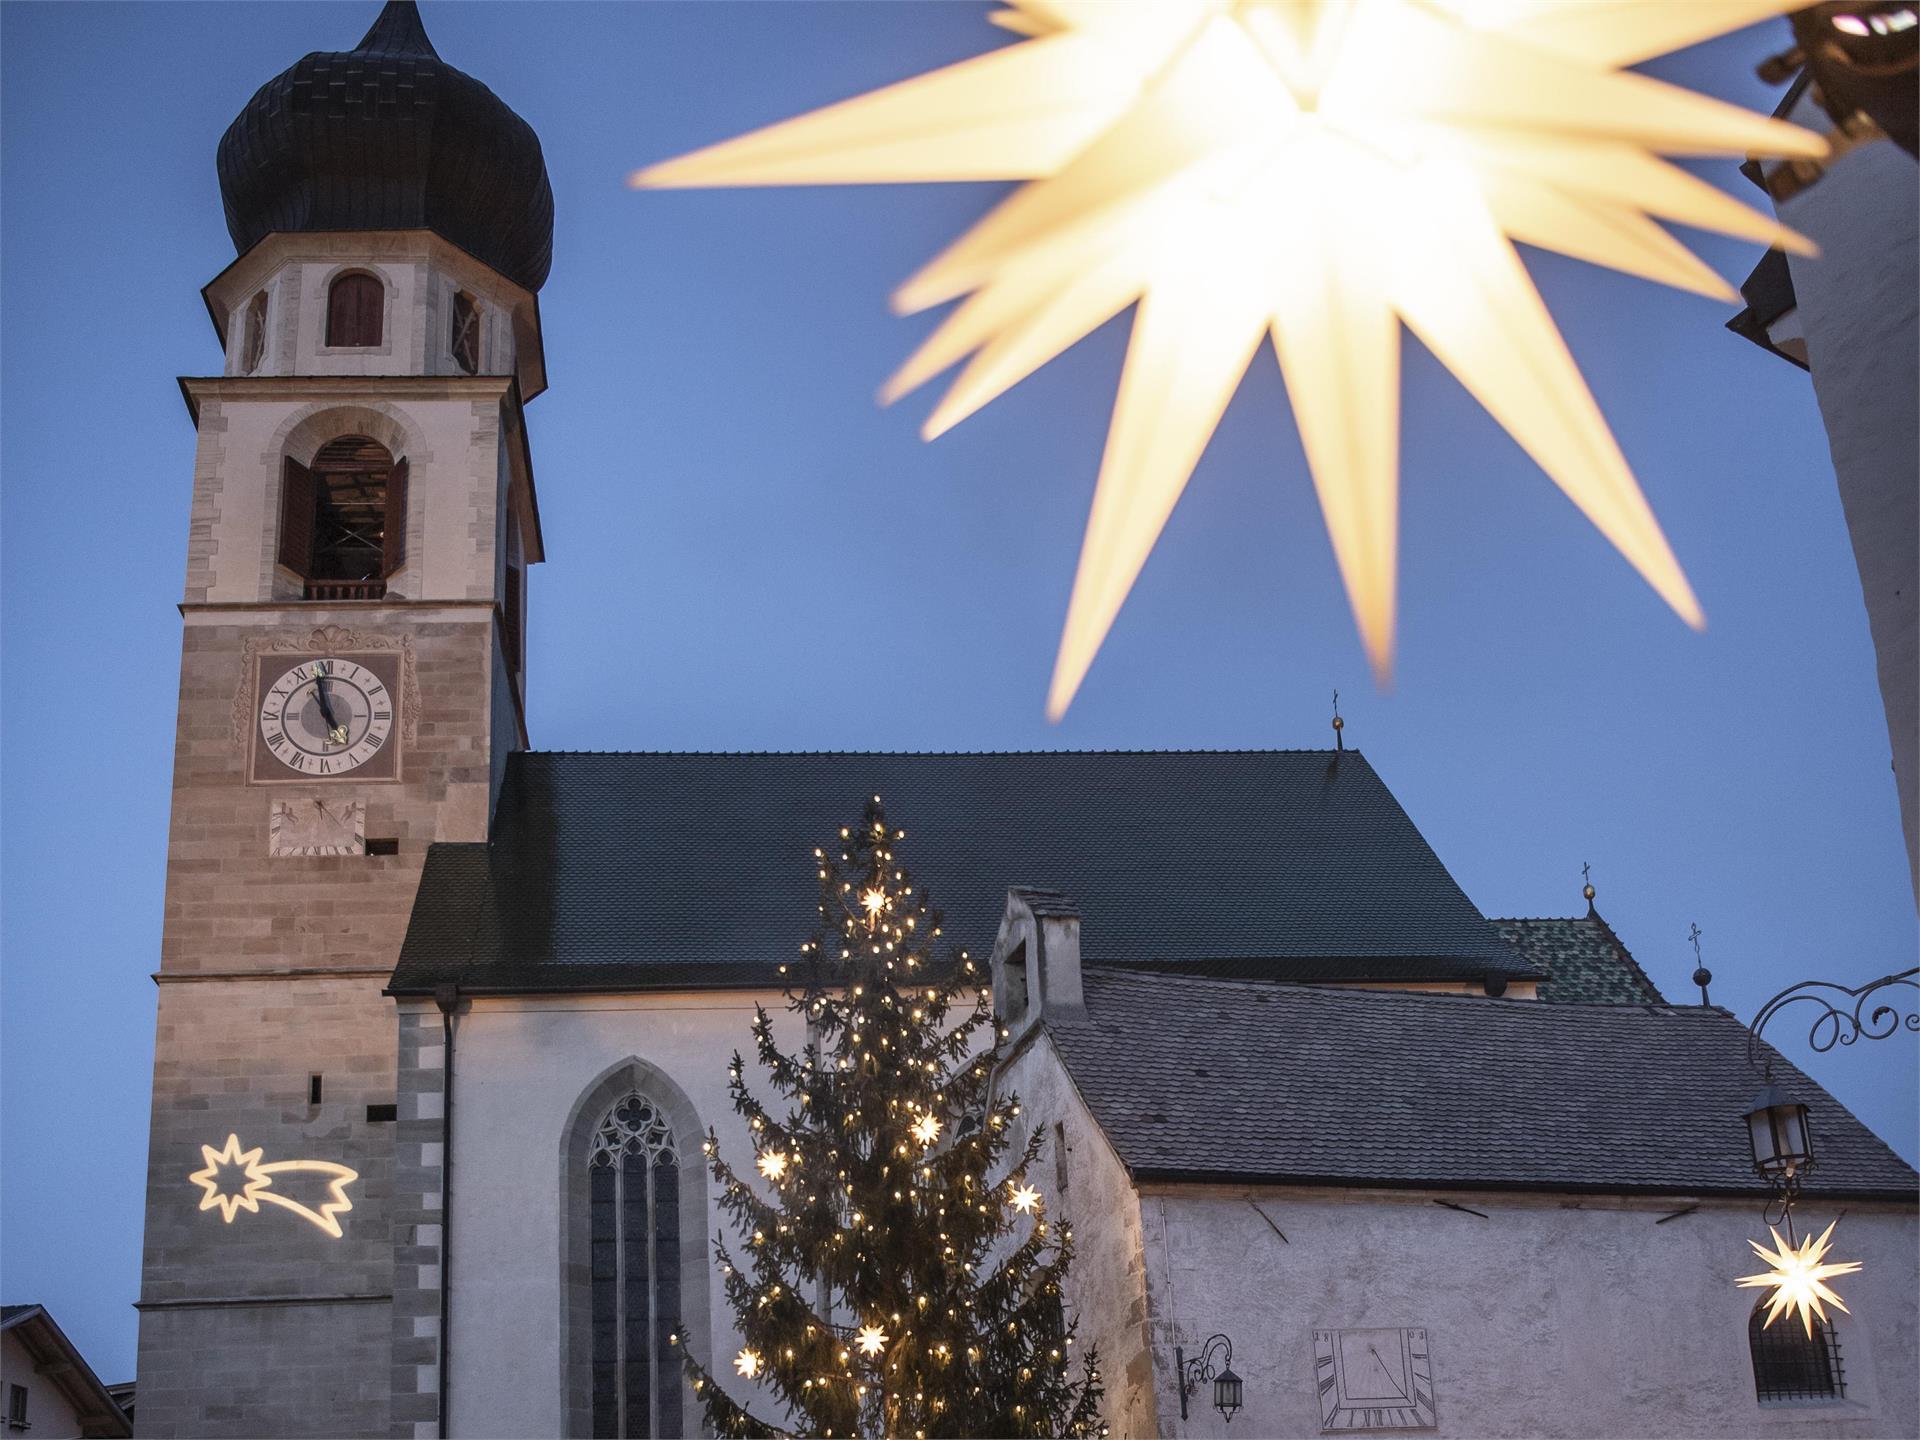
top-left (518, 747), bottom-right (1358, 758)
top-left (1081, 965), bottom-right (1723, 1016)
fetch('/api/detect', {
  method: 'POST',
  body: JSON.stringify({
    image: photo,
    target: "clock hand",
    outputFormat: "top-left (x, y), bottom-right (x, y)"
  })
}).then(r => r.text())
top-left (310, 674), bottom-right (348, 746)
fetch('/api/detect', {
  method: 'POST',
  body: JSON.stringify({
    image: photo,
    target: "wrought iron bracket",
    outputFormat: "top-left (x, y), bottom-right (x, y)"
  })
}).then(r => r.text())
top-left (1176, 1333), bottom-right (1233, 1421)
top-left (1747, 967), bottom-right (1920, 1073)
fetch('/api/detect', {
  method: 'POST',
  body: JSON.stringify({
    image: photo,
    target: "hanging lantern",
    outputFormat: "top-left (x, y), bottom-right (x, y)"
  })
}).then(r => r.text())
top-left (1744, 1085), bottom-right (1814, 1186)
top-left (1213, 1364), bottom-right (1244, 1424)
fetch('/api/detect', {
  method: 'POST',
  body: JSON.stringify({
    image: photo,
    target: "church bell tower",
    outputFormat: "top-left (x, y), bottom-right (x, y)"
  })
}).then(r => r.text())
top-left (136, 5), bottom-right (551, 1433)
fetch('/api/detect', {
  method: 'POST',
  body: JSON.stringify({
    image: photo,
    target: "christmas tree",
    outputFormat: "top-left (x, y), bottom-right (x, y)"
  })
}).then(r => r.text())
top-left (680, 797), bottom-right (1105, 1439)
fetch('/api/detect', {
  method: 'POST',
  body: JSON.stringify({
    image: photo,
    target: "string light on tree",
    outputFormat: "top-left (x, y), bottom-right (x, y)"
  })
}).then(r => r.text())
top-left (635, 1), bottom-right (1827, 717)
top-left (677, 797), bottom-right (1106, 1438)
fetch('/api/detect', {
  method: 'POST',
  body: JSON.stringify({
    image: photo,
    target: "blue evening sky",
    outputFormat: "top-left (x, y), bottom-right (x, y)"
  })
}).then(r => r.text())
top-left (3, 2), bottom-right (1914, 1381)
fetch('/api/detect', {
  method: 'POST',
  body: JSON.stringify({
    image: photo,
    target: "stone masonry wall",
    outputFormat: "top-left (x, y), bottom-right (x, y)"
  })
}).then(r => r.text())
top-left (138, 610), bottom-right (498, 1438)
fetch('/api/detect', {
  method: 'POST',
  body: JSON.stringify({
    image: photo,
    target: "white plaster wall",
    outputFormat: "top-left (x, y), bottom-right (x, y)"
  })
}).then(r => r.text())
top-left (1139, 1185), bottom-right (1916, 1439)
top-left (1000, 1032), bottom-right (1161, 1440)
top-left (213, 233), bottom-right (535, 389)
top-left (182, 384), bottom-right (510, 604)
top-left (1, 1329), bottom-right (87, 1439)
top-left (442, 990), bottom-right (806, 1439)
top-left (1780, 136), bottom-right (1920, 900)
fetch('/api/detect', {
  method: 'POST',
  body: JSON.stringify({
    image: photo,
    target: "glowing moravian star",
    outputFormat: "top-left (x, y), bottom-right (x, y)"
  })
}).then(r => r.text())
top-left (1736, 1220), bottom-right (1863, 1337)
top-left (634, 0), bottom-right (1826, 717)
top-left (856, 1324), bottom-right (890, 1357)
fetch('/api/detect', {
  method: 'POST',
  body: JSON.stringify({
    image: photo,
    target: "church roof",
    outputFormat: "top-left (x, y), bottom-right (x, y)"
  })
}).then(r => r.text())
top-left (389, 749), bottom-right (1541, 995)
top-left (217, 2), bottom-right (554, 292)
top-left (1492, 913), bottom-right (1667, 1004)
top-left (1051, 967), bottom-right (1919, 1199)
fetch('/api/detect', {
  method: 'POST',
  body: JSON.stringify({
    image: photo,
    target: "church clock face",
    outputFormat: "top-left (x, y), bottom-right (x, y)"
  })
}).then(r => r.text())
top-left (251, 654), bottom-right (401, 782)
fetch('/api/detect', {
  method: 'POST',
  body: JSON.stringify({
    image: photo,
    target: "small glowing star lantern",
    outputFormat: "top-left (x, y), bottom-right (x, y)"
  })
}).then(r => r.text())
top-left (1010, 1182), bottom-right (1043, 1215)
top-left (912, 1113), bottom-right (943, 1146)
top-left (735, 1347), bottom-right (764, 1379)
top-left (758, 1151), bottom-right (790, 1182)
top-left (635, 0), bottom-right (1827, 717)
top-left (1736, 1219), bottom-right (1863, 1336)
top-left (856, 1324), bottom-right (890, 1357)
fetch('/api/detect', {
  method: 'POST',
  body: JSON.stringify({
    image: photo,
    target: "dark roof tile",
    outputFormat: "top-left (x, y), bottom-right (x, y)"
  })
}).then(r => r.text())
top-left (1048, 968), bottom-right (1916, 1197)
top-left (1492, 914), bottom-right (1666, 1004)
top-left (391, 749), bottom-right (1530, 993)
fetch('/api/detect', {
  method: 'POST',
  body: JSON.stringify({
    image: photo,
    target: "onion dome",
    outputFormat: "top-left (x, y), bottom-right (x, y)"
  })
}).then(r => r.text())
top-left (217, 1), bottom-right (553, 292)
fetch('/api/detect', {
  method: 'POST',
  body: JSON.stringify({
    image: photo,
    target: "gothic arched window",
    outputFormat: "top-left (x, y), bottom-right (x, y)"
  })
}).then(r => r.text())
top-left (326, 271), bottom-right (384, 348)
top-left (587, 1094), bottom-right (685, 1439)
top-left (1749, 1304), bottom-right (1845, 1403)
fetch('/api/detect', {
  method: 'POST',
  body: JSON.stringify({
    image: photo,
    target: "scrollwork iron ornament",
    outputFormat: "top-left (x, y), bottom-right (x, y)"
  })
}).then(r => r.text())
top-left (1175, 1333), bottom-right (1236, 1422)
top-left (1747, 967), bottom-right (1920, 1071)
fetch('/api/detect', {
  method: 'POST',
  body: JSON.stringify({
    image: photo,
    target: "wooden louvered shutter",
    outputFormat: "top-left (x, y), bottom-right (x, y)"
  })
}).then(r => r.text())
top-left (382, 458), bottom-right (409, 576)
top-left (503, 564), bottom-right (524, 676)
top-left (278, 458), bottom-right (316, 576)
top-left (357, 275), bottom-right (384, 346)
top-left (327, 274), bottom-right (383, 347)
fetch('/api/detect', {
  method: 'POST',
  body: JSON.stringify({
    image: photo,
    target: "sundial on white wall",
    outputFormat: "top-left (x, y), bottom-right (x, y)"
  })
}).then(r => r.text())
top-left (1314, 1327), bottom-right (1437, 1430)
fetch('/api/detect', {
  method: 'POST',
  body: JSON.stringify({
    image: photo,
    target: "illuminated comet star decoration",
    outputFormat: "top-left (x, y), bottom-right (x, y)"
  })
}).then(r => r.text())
top-left (634, 0), bottom-right (1827, 717)
top-left (189, 1132), bottom-right (360, 1239)
top-left (1736, 1220), bottom-right (1864, 1337)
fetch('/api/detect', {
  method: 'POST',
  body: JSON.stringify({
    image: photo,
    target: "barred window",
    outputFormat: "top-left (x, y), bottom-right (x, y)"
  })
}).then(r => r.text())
top-left (1749, 1304), bottom-right (1845, 1403)
top-left (589, 1094), bottom-right (685, 1439)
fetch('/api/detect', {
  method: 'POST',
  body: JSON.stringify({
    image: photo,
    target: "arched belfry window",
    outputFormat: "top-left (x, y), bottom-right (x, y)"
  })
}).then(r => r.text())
top-left (1749, 1303), bottom-right (1845, 1403)
top-left (587, 1094), bottom-right (685, 1439)
top-left (278, 435), bottom-right (407, 600)
top-left (326, 272), bottom-right (383, 348)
